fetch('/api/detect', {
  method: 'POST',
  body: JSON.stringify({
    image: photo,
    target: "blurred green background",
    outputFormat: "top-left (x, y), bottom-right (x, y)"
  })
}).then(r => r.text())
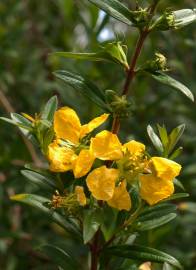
top-left (0, 0), bottom-right (195, 269)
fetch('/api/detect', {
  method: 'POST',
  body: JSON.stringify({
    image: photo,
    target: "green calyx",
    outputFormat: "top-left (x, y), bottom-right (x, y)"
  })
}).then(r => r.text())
top-left (105, 90), bottom-right (131, 118)
top-left (151, 11), bottom-right (175, 31)
top-left (141, 52), bottom-right (168, 72)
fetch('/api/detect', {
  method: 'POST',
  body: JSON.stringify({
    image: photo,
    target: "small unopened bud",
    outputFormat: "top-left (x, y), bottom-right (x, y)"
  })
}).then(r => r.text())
top-left (131, 8), bottom-right (150, 28)
top-left (151, 11), bottom-right (176, 31)
top-left (105, 90), bottom-right (131, 118)
top-left (142, 52), bottom-right (168, 72)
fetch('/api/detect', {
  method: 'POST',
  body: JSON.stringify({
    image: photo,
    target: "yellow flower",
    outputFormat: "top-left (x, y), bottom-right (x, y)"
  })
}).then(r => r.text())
top-left (90, 130), bottom-right (123, 160)
top-left (122, 140), bottom-right (145, 155)
top-left (86, 166), bottom-right (131, 211)
top-left (86, 166), bottom-right (119, 201)
top-left (54, 106), bottom-right (109, 144)
top-left (150, 157), bottom-right (182, 181)
top-left (75, 186), bottom-right (87, 206)
top-left (117, 140), bottom-right (147, 182)
top-left (48, 140), bottom-right (76, 172)
top-left (107, 180), bottom-right (131, 211)
top-left (48, 107), bottom-right (109, 177)
top-left (140, 174), bottom-right (174, 205)
top-left (139, 157), bottom-right (181, 205)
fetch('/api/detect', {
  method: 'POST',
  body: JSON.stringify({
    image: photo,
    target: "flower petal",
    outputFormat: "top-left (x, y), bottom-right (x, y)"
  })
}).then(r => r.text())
top-left (107, 180), bottom-right (131, 211)
top-left (48, 140), bottom-right (76, 172)
top-left (75, 186), bottom-right (87, 206)
top-left (72, 149), bottom-right (95, 178)
top-left (86, 166), bottom-right (119, 201)
top-left (139, 174), bottom-right (174, 205)
top-left (123, 140), bottom-right (145, 155)
top-left (150, 157), bottom-right (181, 181)
top-left (90, 130), bottom-right (123, 160)
top-left (80, 113), bottom-right (109, 139)
top-left (54, 107), bottom-right (81, 144)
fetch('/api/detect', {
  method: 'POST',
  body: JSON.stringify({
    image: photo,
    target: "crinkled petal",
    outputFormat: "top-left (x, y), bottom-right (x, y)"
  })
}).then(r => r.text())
top-left (150, 157), bottom-right (181, 181)
top-left (90, 130), bottom-right (123, 160)
top-left (48, 140), bottom-right (76, 172)
top-left (54, 107), bottom-right (81, 144)
top-left (72, 149), bottom-right (95, 178)
top-left (75, 186), bottom-right (87, 206)
top-left (139, 174), bottom-right (174, 205)
top-left (123, 140), bottom-right (145, 155)
top-left (107, 180), bottom-right (131, 211)
top-left (86, 166), bottom-right (119, 201)
top-left (80, 113), bottom-right (109, 139)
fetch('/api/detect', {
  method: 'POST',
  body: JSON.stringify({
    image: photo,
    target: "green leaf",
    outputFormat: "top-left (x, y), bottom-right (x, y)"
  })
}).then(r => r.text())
top-left (169, 147), bottom-right (183, 160)
top-left (162, 193), bottom-right (189, 202)
top-left (168, 124), bottom-right (185, 154)
top-left (101, 206), bottom-right (118, 241)
top-left (88, 0), bottom-right (134, 26)
top-left (147, 125), bottom-right (163, 152)
top-left (148, 71), bottom-right (194, 102)
top-left (83, 208), bottom-right (102, 244)
top-left (173, 178), bottom-right (185, 191)
top-left (157, 124), bottom-right (169, 149)
top-left (41, 96), bottom-right (58, 122)
top-left (138, 203), bottom-right (177, 222)
top-left (106, 244), bottom-right (183, 269)
top-left (21, 170), bottom-right (56, 191)
top-left (53, 70), bottom-right (109, 110)
top-left (174, 9), bottom-right (196, 29)
top-left (38, 244), bottom-right (78, 270)
top-left (53, 42), bottom-right (129, 69)
top-left (11, 194), bottom-right (81, 239)
top-left (135, 213), bottom-right (177, 231)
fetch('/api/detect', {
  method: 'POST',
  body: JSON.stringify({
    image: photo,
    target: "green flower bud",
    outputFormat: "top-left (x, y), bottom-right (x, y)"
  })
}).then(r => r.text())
top-left (142, 52), bottom-right (168, 72)
top-left (105, 90), bottom-right (132, 118)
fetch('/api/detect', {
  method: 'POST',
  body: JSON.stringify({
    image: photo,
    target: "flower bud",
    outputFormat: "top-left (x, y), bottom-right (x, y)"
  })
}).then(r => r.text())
top-left (105, 90), bottom-right (131, 118)
top-left (142, 52), bottom-right (168, 72)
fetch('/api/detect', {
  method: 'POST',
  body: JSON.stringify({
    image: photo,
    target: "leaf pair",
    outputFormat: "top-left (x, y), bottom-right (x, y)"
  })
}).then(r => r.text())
top-left (147, 124), bottom-right (185, 158)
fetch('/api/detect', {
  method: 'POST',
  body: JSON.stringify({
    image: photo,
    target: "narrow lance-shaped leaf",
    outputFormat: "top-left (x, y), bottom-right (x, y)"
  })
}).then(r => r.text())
top-left (135, 213), bottom-right (177, 231)
top-left (37, 244), bottom-right (79, 270)
top-left (174, 9), bottom-right (196, 28)
top-left (41, 96), bottom-right (58, 122)
top-left (88, 0), bottom-right (134, 26)
top-left (53, 70), bottom-right (109, 111)
top-left (21, 170), bottom-right (56, 191)
top-left (168, 124), bottom-right (185, 154)
top-left (53, 42), bottom-right (129, 69)
top-left (147, 125), bottom-right (163, 152)
top-left (106, 244), bottom-right (183, 269)
top-left (147, 71), bottom-right (194, 102)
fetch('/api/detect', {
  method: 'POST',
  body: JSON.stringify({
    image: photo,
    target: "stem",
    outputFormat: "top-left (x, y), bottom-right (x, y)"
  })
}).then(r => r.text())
top-left (111, 30), bottom-right (148, 134)
top-left (90, 231), bottom-right (100, 270)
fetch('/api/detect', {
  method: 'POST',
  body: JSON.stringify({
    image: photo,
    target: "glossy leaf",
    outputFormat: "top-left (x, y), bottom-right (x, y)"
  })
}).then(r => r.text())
top-left (41, 96), bottom-right (58, 122)
top-left (53, 42), bottom-right (129, 69)
top-left (163, 193), bottom-right (189, 202)
top-left (174, 9), bottom-right (196, 28)
top-left (88, 0), bottom-right (134, 26)
top-left (53, 70), bottom-right (109, 110)
top-left (173, 178), bottom-right (185, 191)
top-left (83, 209), bottom-right (102, 244)
top-left (38, 244), bottom-right (78, 270)
top-left (148, 71), bottom-right (194, 102)
top-left (106, 244), bottom-right (183, 269)
top-left (168, 124), bottom-right (185, 154)
top-left (157, 124), bottom-right (169, 149)
top-left (138, 203), bottom-right (177, 222)
top-left (21, 170), bottom-right (56, 191)
top-left (135, 213), bottom-right (177, 231)
top-left (147, 125), bottom-right (163, 152)
top-left (10, 194), bottom-right (81, 238)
